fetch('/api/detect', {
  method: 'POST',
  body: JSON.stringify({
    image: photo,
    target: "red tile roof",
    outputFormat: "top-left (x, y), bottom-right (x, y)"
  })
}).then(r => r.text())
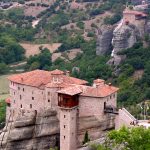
top-left (58, 86), bottom-right (82, 96)
top-left (50, 69), bottom-right (64, 75)
top-left (93, 79), bottom-right (105, 83)
top-left (80, 85), bottom-right (119, 97)
top-left (8, 69), bottom-right (88, 88)
top-left (5, 98), bottom-right (11, 104)
top-left (57, 84), bottom-right (119, 97)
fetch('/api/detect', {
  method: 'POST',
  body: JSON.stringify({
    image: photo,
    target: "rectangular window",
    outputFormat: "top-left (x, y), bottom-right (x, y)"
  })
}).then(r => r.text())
top-left (64, 115), bottom-right (66, 118)
top-left (18, 87), bottom-right (20, 90)
top-left (32, 97), bottom-right (34, 100)
top-left (64, 136), bottom-right (65, 139)
top-left (113, 94), bottom-right (115, 98)
top-left (23, 88), bottom-right (24, 92)
top-left (20, 95), bottom-right (22, 100)
top-left (64, 125), bottom-right (66, 128)
top-left (48, 99), bottom-right (50, 102)
top-left (21, 104), bottom-right (22, 108)
top-left (30, 104), bottom-right (32, 108)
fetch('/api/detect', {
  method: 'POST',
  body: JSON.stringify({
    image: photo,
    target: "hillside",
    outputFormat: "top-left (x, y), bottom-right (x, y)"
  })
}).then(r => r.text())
top-left (1, 0), bottom-right (150, 120)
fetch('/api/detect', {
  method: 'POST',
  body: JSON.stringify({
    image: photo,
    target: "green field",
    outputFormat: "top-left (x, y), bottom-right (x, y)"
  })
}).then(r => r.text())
top-left (0, 75), bottom-right (9, 100)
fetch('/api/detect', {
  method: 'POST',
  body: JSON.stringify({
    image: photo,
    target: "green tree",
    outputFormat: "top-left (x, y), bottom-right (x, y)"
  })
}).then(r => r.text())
top-left (83, 131), bottom-right (90, 145)
top-left (0, 100), bottom-right (6, 128)
top-left (0, 63), bottom-right (9, 74)
top-left (91, 127), bottom-right (150, 150)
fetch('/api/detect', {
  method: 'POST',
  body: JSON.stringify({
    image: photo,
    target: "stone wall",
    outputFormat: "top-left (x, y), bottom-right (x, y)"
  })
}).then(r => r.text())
top-left (78, 93), bottom-right (117, 119)
top-left (9, 81), bottom-right (46, 121)
top-left (115, 108), bottom-right (136, 129)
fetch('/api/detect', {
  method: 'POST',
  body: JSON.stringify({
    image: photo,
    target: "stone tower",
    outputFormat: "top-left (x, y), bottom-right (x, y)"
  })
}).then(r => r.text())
top-left (58, 88), bottom-right (81, 150)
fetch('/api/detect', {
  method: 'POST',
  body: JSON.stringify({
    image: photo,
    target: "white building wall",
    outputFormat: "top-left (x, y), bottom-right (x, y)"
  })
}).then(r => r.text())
top-left (8, 81), bottom-right (45, 120)
top-left (115, 108), bottom-right (136, 129)
top-left (78, 93), bottom-right (117, 120)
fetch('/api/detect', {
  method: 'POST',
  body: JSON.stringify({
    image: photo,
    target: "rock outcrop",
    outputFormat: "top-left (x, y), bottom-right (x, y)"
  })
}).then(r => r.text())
top-left (108, 23), bottom-right (140, 66)
top-left (78, 114), bottom-right (115, 146)
top-left (0, 109), bottom-right (116, 150)
top-left (0, 109), bottom-right (59, 150)
top-left (96, 26), bottom-right (114, 55)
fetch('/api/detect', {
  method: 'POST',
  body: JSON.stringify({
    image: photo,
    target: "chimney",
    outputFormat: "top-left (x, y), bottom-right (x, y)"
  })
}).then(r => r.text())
top-left (93, 79), bottom-right (105, 88)
top-left (66, 70), bottom-right (70, 76)
top-left (108, 83), bottom-right (112, 88)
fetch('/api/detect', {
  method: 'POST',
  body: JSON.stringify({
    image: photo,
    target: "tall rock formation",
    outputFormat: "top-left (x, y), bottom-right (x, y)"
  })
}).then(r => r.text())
top-left (96, 26), bottom-right (114, 55)
top-left (108, 24), bottom-right (140, 66)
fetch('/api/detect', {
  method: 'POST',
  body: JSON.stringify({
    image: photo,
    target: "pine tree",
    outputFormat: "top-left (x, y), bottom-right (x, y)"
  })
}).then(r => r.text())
top-left (82, 131), bottom-right (90, 145)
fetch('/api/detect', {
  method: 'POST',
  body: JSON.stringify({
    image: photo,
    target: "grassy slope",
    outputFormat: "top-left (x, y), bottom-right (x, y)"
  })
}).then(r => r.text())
top-left (0, 75), bottom-right (9, 100)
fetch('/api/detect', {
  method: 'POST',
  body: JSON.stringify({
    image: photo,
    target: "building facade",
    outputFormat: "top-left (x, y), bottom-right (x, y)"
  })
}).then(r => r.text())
top-left (6, 69), bottom-right (119, 150)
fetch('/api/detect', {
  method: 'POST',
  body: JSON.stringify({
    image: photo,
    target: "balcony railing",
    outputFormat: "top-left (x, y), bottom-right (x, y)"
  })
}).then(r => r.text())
top-left (104, 105), bottom-right (118, 114)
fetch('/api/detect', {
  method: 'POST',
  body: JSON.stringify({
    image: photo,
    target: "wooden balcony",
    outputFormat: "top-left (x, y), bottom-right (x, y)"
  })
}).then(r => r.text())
top-left (58, 94), bottom-right (79, 108)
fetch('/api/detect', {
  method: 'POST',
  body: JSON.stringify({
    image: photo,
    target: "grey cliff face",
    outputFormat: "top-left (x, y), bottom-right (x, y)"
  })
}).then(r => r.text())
top-left (108, 24), bottom-right (140, 66)
top-left (96, 26), bottom-right (114, 55)
top-left (112, 25), bottom-right (138, 55)
top-left (0, 109), bottom-right (59, 150)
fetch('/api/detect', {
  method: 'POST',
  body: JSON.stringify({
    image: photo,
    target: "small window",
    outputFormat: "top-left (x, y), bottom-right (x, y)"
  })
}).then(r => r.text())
top-left (20, 95), bottom-right (22, 100)
top-left (64, 136), bottom-right (65, 139)
top-left (23, 88), bottom-right (24, 92)
top-left (32, 97), bottom-right (34, 100)
top-left (32, 91), bottom-right (34, 94)
top-left (48, 92), bottom-right (50, 95)
top-left (64, 115), bottom-right (66, 118)
top-left (64, 125), bottom-right (66, 128)
top-left (110, 95), bottom-right (112, 99)
top-left (18, 87), bottom-right (20, 90)
top-left (48, 99), bottom-right (50, 102)
top-left (30, 104), bottom-right (32, 108)
top-left (21, 104), bottom-right (22, 108)
top-left (113, 94), bottom-right (115, 98)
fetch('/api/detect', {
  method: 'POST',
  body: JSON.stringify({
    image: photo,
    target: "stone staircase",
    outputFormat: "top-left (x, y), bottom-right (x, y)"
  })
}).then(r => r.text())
top-left (115, 108), bottom-right (137, 129)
